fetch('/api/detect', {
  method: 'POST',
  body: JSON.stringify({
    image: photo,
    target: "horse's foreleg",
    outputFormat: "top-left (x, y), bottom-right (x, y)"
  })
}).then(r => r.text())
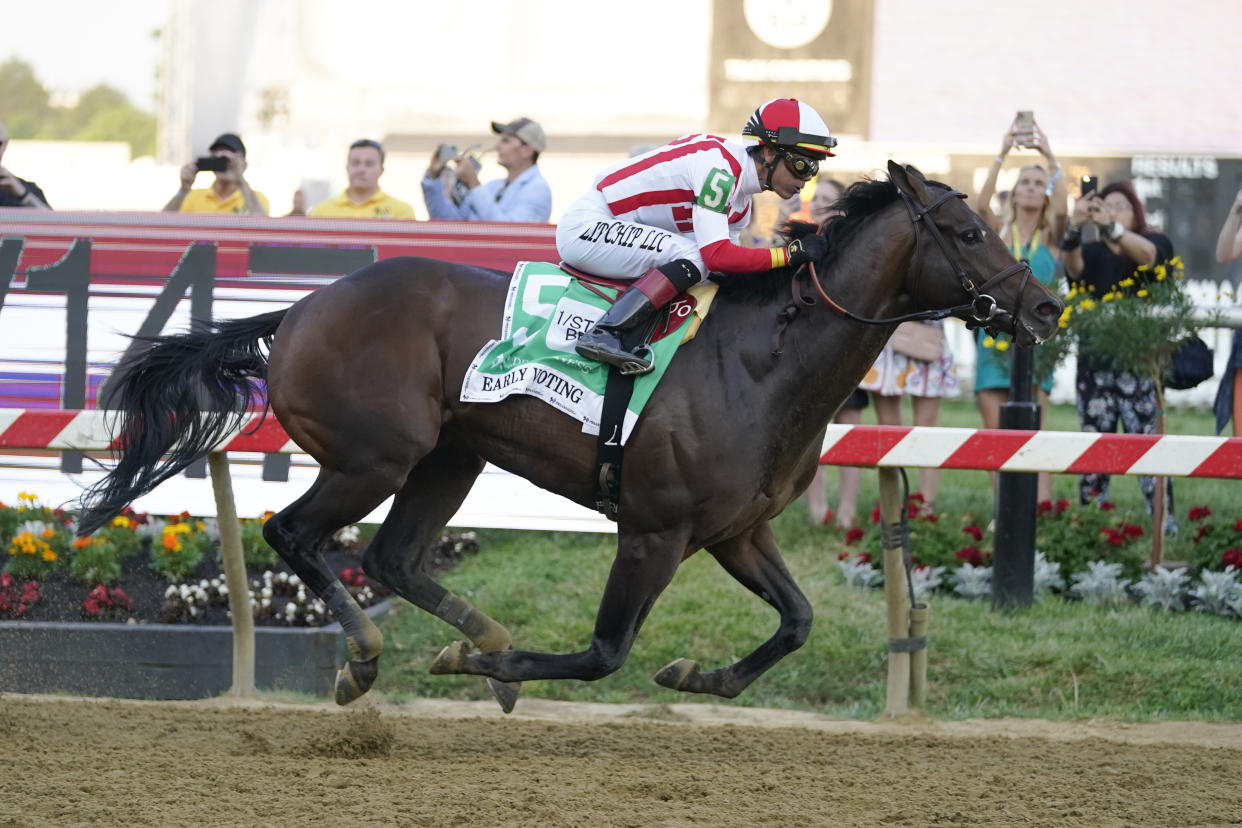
top-left (431, 529), bottom-right (687, 684)
top-left (359, 441), bottom-right (521, 712)
top-left (263, 467), bottom-right (404, 705)
top-left (654, 522), bottom-right (812, 698)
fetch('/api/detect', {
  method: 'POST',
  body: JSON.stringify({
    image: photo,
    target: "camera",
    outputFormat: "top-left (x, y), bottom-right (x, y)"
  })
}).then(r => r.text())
top-left (1014, 110), bottom-right (1034, 146)
top-left (437, 145), bottom-right (459, 164)
top-left (1081, 175), bottom-right (1099, 196)
top-left (195, 156), bottom-right (230, 172)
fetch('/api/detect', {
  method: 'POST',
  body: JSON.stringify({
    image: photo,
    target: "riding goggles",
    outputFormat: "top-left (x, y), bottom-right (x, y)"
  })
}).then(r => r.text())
top-left (779, 149), bottom-right (819, 181)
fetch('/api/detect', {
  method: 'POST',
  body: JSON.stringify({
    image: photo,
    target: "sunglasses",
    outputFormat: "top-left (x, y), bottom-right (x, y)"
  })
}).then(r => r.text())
top-left (778, 149), bottom-right (819, 181)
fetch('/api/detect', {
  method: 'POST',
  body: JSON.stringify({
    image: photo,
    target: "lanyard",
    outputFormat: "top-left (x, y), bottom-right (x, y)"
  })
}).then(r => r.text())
top-left (1009, 224), bottom-right (1040, 261)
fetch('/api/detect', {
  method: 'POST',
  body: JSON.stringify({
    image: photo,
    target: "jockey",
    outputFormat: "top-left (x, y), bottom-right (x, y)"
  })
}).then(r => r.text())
top-left (556, 98), bottom-right (837, 374)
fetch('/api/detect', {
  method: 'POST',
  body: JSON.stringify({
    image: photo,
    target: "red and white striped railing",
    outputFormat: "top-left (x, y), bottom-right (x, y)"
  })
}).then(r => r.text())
top-left (3, 411), bottom-right (1242, 479)
top-left (819, 424), bottom-right (1242, 479)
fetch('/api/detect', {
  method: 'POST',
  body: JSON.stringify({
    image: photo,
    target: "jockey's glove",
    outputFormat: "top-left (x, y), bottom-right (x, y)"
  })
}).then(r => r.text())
top-left (784, 234), bottom-right (828, 267)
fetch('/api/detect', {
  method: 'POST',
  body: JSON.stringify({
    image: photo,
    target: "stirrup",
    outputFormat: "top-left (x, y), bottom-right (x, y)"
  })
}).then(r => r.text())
top-left (576, 338), bottom-right (654, 375)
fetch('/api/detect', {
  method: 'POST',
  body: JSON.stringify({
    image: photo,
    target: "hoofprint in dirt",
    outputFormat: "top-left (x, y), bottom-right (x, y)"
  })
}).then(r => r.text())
top-left (2, 695), bottom-right (1239, 827)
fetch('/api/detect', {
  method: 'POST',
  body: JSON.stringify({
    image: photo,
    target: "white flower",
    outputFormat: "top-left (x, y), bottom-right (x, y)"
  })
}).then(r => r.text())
top-left (1190, 567), bottom-right (1242, 617)
top-left (836, 556), bottom-right (881, 590)
top-left (1033, 551), bottom-right (1064, 593)
top-left (1133, 566), bottom-right (1190, 612)
top-left (950, 563), bottom-right (992, 599)
top-left (1070, 561), bottom-right (1132, 606)
top-left (909, 565), bottom-right (944, 600)
top-left (335, 525), bottom-right (361, 544)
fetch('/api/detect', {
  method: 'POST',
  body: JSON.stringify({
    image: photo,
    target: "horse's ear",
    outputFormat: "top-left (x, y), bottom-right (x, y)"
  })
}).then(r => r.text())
top-left (888, 160), bottom-right (930, 202)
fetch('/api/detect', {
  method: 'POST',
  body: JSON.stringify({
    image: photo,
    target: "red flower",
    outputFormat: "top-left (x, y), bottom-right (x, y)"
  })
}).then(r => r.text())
top-left (1234, 519), bottom-right (1242, 532)
top-left (1100, 501), bottom-right (1116, 512)
top-left (870, 504), bottom-right (882, 524)
top-left (1121, 523), bottom-right (1145, 539)
top-left (962, 525), bottom-right (983, 541)
top-left (1055, 499), bottom-right (1070, 515)
top-left (908, 492), bottom-right (925, 504)
top-left (1188, 505), bottom-right (1213, 522)
top-left (921, 513), bottom-right (939, 524)
top-left (1101, 528), bottom-right (1124, 547)
top-left (955, 546), bottom-right (982, 566)
top-left (845, 528), bottom-right (865, 546)
top-left (1223, 549), bottom-right (1242, 569)
top-left (1194, 526), bottom-right (1210, 544)
top-left (856, 553), bottom-right (872, 564)
top-left (0, 573), bottom-right (12, 589)
top-left (837, 551), bottom-right (850, 561)
top-left (1037, 500), bottom-right (1053, 515)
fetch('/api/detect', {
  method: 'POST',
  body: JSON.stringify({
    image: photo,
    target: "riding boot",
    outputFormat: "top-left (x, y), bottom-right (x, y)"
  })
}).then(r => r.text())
top-left (575, 259), bottom-right (700, 375)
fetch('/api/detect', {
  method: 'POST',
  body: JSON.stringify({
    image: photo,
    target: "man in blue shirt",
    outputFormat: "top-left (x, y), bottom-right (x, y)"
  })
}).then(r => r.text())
top-left (422, 117), bottom-right (552, 223)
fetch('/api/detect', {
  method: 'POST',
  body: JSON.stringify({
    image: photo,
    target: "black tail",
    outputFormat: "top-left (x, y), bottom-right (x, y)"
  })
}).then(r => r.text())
top-left (76, 309), bottom-right (288, 535)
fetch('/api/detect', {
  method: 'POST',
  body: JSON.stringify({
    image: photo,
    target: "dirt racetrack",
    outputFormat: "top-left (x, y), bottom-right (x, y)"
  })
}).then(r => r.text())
top-left (2, 694), bottom-right (1240, 827)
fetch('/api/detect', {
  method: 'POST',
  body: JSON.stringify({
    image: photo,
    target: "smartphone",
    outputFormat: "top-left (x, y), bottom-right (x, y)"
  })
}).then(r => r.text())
top-left (195, 156), bottom-right (229, 172)
top-left (1014, 110), bottom-right (1034, 146)
top-left (1081, 175), bottom-right (1099, 196)
top-left (437, 145), bottom-right (459, 164)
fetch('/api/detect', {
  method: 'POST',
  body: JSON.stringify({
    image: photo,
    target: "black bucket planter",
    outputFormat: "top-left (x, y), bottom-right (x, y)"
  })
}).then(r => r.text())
top-left (0, 601), bottom-right (390, 699)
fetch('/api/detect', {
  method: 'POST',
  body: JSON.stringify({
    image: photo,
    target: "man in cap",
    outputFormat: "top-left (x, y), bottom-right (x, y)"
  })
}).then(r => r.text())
top-left (422, 117), bottom-right (551, 222)
top-left (308, 138), bottom-right (416, 219)
top-left (163, 132), bottom-right (269, 215)
top-left (0, 120), bottom-right (51, 209)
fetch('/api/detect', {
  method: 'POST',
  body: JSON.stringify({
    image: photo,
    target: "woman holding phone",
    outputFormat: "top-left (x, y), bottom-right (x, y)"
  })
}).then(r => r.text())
top-left (973, 114), bottom-right (1067, 503)
top-left (1062, 179), bottom-right (1177, 531)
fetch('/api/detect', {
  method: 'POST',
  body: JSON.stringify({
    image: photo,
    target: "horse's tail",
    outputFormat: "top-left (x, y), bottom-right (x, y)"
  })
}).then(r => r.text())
top-left (76, 309), bottom-right (288, 535)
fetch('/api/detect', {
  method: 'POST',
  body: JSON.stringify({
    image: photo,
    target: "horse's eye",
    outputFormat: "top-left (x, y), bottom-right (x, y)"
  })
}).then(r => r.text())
top-left (960, 229), bottom-right (982, 245)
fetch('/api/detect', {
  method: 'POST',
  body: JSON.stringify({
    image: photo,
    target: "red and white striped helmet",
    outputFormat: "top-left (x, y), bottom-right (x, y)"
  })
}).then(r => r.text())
top-left (742, 98), bottom-right (837, 157)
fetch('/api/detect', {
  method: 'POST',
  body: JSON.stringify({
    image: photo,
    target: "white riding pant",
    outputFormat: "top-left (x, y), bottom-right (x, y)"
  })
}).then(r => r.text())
top-left (555, 190), bottom-right (705, 282)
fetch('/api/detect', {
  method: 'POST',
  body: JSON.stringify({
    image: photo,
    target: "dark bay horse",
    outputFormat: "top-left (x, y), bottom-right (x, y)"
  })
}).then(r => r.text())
top-left (79, 163), bottom-right (1062, 711)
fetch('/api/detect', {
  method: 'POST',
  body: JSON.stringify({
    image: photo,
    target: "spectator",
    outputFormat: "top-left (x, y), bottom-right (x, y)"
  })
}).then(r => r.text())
top-left (860, 321), bottom-right (959, 515)
top-left (422, 117), bottom-right (552, 223)
top-left (307, 139), bottom-right (415, 219)
top-left (0, 120), bottom-right (51, 209)
top-left (1062, 179), bottom-right (1175, 531)
top-left (163, 133), bottom-right (269, 215)
top-left (973, 117), bottom-right (1067, 503)
top-left (1213, 185), bottom-right (1242, 436)
top-left (557, 98), bottom-right (835, 374)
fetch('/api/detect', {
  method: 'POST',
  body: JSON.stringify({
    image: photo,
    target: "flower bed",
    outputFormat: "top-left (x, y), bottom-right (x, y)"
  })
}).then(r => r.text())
top-left (0, 493), bottom-right (481, 698)
top-left (833, 492), bottom-right (1242, 618)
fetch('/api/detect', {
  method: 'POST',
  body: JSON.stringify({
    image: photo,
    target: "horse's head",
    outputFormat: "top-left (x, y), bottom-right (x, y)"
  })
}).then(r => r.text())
top-left (886, 161), bottom-right (1063, 346)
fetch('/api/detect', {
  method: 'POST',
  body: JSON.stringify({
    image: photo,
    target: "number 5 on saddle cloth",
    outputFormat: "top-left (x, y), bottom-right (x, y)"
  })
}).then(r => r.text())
top-left (459, 261), bottom-right (718, 517)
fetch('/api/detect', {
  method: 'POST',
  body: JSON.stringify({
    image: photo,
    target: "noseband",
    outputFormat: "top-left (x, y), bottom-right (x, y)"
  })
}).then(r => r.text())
top-left (805, 185), bottom-right (1033, 333)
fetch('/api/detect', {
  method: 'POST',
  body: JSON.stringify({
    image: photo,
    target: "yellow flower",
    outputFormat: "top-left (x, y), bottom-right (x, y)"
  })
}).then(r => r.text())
top-left (1118, 278), bottom-right (1135, 288)
top-left (42, 549), bottom-right (56, 562)
top-left (195, 521), bottom-right (206, 532)
top-left (111, 515), bottom-right (131, 527)
top-left (982, 336), bottom-right (995, 348)
top-left (1079, 299), bottom-right (1096, 311)
top-left (1101, 291), bottom-right (1118, 302)
top-left (994, 339), bottom-right (1010, 352)
top-left (1137, 289), bottom-right (1149, 298)
top-left (17, 492), bottom-right (37, 504)
top-left (41, 527), bottom-right (55, 539)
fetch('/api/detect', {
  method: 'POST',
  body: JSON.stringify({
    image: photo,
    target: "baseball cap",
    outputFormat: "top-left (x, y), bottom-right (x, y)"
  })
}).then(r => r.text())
top-left (490, 118), bottom-right (547, 153)
top-left (209, 133), bottom-right (246, 156)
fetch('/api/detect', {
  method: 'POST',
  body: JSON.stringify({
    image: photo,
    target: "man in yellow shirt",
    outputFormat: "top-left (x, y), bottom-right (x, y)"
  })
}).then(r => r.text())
top-left (308, 139), bottom-right (415, 219)
top-left (162, 133), bottom-right (269, 215)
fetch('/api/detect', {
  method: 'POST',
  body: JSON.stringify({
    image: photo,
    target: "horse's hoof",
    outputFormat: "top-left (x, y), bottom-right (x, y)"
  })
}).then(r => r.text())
top-left (429, 640), bottom-right (471, 675)
top-left (487, 679), bottom-right (521, 714)
top-left (334, 657), bottom-right (379, 705)
top-left (654, 658), bottom-right (701, 691)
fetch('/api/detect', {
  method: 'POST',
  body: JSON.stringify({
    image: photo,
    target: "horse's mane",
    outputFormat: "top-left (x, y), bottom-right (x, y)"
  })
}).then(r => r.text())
top-left (714, 176), bottom-right (905, 305)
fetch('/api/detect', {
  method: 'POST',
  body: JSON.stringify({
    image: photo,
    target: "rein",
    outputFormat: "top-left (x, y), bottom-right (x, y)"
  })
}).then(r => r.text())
top-left (802, 186), bottom-right (1034, 331)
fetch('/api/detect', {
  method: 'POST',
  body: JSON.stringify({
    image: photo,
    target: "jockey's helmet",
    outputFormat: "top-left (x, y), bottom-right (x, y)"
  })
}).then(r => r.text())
top-left (742, 99), bottom-right (837, 158)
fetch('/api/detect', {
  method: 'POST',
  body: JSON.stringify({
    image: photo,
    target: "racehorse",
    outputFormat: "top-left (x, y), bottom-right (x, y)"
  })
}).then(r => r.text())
top-left (78, 163), bottom-right (1062, 712)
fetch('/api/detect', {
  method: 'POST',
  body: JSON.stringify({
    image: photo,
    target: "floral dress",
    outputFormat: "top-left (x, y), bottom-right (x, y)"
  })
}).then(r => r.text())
top-left (860, 320), bottom-right (959, 398)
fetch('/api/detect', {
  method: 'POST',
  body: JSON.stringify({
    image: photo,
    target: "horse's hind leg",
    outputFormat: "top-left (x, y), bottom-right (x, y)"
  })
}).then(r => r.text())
top-left (359, 440), bottom-right (522, 712)
top-left (263, 466), bottom-right (404, 704)
top-left (654, 521), bottom-right (812, 698)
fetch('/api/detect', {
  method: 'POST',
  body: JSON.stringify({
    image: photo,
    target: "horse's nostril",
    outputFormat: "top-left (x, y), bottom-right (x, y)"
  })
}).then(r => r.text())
top-left (1036, 301), bottom-right (1061, 319)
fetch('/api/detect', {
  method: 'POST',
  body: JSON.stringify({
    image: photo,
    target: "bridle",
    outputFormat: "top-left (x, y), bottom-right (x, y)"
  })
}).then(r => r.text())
top-left (803, 185), bottom-right (1034, 333)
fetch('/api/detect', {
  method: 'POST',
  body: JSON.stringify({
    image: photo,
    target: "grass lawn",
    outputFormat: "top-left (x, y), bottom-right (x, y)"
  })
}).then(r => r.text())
top-left (370, 398), bottom-right (1242, 721)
